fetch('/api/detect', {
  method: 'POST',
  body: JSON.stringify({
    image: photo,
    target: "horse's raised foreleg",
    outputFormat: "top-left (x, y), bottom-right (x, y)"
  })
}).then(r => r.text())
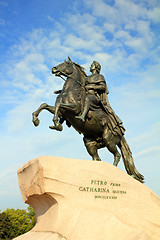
top-left (32, 103), bottom-right (61, 128)
top-left (33, 103), bottom-right (51, 126)
top-left (83, 137), bottom-right (101, 161)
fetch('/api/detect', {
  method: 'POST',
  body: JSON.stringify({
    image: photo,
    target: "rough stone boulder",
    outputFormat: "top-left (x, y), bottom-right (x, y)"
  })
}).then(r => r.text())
top-left (15, 156), bottom-right (160, 240)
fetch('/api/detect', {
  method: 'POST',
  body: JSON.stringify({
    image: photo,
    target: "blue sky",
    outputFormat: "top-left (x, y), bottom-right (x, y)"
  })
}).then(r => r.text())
top-left (0, 0), bottom-right (160, 211)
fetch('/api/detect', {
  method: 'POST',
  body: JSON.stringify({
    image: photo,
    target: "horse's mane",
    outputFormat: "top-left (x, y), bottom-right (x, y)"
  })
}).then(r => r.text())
top-left (73, 62), bottom-right (87, 77)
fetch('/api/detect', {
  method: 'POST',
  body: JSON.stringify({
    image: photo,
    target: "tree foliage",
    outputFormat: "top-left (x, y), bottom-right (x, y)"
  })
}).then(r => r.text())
top-left (0, 212), bottom-right (12, 239)
top-left (0, 206), bottom-right (36, 239)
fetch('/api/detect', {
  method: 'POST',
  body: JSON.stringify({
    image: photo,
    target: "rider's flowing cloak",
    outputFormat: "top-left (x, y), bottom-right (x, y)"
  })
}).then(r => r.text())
top-left (101, 84), bottom-right (125, 136)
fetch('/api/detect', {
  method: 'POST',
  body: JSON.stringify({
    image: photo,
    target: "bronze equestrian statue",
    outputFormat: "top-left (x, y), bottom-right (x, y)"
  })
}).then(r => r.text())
top-left (32, 57), bottom-right (144, 183)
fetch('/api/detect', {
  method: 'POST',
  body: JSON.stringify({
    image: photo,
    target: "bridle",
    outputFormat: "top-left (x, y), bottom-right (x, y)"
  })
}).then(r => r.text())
top-left (56, 62), bottom-right (85, 88)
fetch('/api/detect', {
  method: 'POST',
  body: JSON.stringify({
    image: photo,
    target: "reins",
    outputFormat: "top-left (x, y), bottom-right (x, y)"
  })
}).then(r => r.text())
top-left (57, 63), bottom-right (86, 89)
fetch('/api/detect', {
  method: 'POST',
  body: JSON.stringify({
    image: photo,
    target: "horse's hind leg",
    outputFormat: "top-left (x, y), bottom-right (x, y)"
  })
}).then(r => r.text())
top-left (102, 127), bottom-right (121, 166)
top-left (83, 137), bottom-right (101, 161)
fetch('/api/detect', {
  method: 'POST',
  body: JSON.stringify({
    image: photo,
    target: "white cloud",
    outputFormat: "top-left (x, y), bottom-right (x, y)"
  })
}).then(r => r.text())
top-left (92, 52), bottom-right (124, 73)
top-left (103, 22), bottom-right (116, 33)
top-left (147, 5), bottom-right (160, 23)
top-left (85, 0), bottom-right (115, 20)
top-left (64, 13), bottom-right (109, 53)
top-left (126, 38), bottom-right (146, 51)
top-left (82, 0), bottom-right (159, 60)
top-left (10, 53), bottom-right (48, 91)
top-left (47, 15), bottom-right (54, 22)
top-left (114, 30), bottom-right (130, 40)
top-left (84, 0), bottom-right (149, 24)
top-left (115, 0), bottom-right (147, 21)
top-left (134, 146), bottom-right (160, 158)
top-left (64, 34), bottom-right (105, 52)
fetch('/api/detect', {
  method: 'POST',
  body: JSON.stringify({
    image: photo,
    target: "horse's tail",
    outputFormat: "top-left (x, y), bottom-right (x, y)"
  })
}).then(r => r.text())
top-left (119, 136), bottom-right (144, 183)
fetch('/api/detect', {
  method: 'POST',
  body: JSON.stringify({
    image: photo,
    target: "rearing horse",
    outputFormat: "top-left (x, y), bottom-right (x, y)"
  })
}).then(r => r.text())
top-left (32, 57), bottom-right (144, 183)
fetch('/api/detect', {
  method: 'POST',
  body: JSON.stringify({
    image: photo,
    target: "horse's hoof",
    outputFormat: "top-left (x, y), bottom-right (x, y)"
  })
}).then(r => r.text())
top-left (33, 118), bottom-right (40, 127)
top-left (49, 125), bottom-right (57, 130)
top-left (49, 124), bottom-right (63, 131)
top-left (93, 159), bottom-right (101, 161)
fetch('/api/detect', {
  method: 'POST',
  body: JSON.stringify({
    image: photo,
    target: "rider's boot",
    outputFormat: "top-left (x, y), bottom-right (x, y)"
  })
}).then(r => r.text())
top-left (75, 102), bottom-right (89, 122)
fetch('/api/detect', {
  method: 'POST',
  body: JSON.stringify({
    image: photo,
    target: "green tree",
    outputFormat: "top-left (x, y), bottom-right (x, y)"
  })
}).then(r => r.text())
top-left (3, 206), bottom-right (36, 239)
top-left (0, 212), bottom-right (12, 239)
top-left (26, 206), bottom-right (36, 230)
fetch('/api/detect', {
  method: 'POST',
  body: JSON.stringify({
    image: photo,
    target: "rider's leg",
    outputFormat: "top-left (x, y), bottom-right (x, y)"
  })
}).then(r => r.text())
top-left (102, 127), bottom-right (121, 166)
top-left (76, 96), bottom-right (90, 122)
top-left (83, 137), bottom-right (101, 161)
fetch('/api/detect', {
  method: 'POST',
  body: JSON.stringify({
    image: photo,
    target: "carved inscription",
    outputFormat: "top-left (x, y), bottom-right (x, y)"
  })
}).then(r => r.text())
top-left (79, 179), bottom-right (127, 200)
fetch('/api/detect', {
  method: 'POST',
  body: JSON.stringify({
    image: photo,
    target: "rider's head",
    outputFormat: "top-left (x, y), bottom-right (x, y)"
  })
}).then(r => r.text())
top-left (90, 61), bottom-right (101, 74)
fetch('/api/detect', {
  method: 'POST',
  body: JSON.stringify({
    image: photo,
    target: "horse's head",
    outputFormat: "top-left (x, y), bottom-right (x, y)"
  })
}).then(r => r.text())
top-left (52, 57), bottom-right (74, 78)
